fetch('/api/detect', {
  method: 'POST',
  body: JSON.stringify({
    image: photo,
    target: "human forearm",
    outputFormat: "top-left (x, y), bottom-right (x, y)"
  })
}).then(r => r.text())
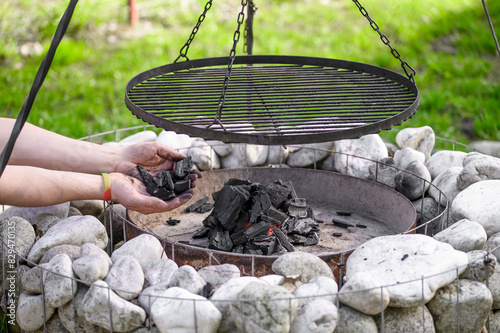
top-left (0, 117), bottom-right (123, 174)
top-left (0, 165), bottom-right (105, 206)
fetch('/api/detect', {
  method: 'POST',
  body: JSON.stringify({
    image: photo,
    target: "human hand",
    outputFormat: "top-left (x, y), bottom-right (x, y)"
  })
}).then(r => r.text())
top-left (109, 173), bottom-right (194, 214)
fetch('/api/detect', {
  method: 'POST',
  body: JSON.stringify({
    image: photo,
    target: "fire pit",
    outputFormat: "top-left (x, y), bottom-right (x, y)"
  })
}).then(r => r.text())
top-left (126, 167), bottom-right (416, 277)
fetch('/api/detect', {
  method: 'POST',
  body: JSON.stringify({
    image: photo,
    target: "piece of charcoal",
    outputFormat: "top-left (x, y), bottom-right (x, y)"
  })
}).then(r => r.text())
top-left (137, 166), bottom-right (158, 195)
top-left (271, 225), bottom-right (295, 252)
top-left (183, 196), bottom-right (210, 213)
top-left (174, 156), bottom-right (193, 180)
top-left (260, 214), bottom-right (282, 226)
top-left (213, 185), bottom-right (250, 230)
top-left (193, 227), bottom-right (211, 238)
top-left (332, 219), bottom-right (356, 229)
top-left (230, 229), bottom-right (248, 246)
top-left (333, 232), bottom-right (343, 237)
top-left (304, 232), bottom-right (319, 246)
top-left (280, 217), bottom-right (297, 234)
top-left (356, 224), bottom-right (367, 228)
top-left (288, 234), bottom-right (307, 245)
top-left (249, 192), bottom-right (272, 223)
top-left (230, 211), bottom-right (250, 233)
top-left (290, 218), bottom-right (318, 236)
top-left (174, 179), bottom-right (191, 194)
top-left (232, 245), bottom-right (244, 253)
top-left (244, 221), bottom-right (271, 239)
top-left (203, 214), bottom-right (219, 228)
top-left (252, 238), bottom-right (277, 255)
top-left (337, 211), bottom-right (352, 216)
top-left (281, 180), bottom-right (298, 199)
top-left (208, 227), bottom-right (233, 252)
top-left (153, 188), bottom-right (176, 201)
top-left (188, 237), bottom-right (210, 248)
top-left (263, 182), bottom-right (292, 208)
top-left (263, 207), bottom-right (288, 224)
top-left (195, 203), bottom-right (213, 213)
top-left (224, 178), bottom-right (252, 186)
top-left (156, 170), bottom-right (174, 190)
top-left (166, 218), bottom-right (180, 226)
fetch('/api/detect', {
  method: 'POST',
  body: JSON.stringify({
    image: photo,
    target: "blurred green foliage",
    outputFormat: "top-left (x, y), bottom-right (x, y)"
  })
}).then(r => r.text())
top-left (0, 0), bottom-right (499, 146)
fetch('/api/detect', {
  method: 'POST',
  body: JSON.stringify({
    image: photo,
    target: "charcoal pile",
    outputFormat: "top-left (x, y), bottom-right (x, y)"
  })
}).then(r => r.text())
top-left (188, 178), bottom-right (320, 255)
top-left (137, 156), bottom-right (193, 201)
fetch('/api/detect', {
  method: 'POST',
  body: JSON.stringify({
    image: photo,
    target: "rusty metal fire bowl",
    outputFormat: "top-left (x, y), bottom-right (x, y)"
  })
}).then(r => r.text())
top-left (126, 167), bottom-right (416, 277)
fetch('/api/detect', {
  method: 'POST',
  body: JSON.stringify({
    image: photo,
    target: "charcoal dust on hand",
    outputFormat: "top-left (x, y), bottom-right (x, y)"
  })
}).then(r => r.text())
top-left (189, 177), bottom-right (320, 255)
top-left (137, 156), bottom-right (194, 201)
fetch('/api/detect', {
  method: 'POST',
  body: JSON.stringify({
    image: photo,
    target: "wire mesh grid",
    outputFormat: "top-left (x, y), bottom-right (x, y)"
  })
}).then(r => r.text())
top-left (0, 127), bottom-right (492, 332)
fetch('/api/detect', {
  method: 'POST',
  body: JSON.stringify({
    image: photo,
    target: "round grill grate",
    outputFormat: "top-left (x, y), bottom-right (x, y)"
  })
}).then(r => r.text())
top-left (125, 55), bottom-right (419, 145)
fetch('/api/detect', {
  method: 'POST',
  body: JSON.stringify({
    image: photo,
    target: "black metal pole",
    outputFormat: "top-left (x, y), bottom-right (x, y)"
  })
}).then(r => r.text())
top-left (481, 0), bottom-right (500, 57)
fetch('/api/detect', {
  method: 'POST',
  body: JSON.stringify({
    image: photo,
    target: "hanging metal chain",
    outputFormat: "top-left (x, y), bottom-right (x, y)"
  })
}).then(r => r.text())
top-left (210, 0), bottom-right (248, 129)
top-left (352, 0), bottom-right (416, 82)
top-left (174, 0), bottom-right (213, 63)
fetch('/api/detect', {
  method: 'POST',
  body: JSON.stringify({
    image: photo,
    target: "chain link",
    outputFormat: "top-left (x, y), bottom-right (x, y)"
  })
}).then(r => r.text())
top-left (243, 1), bottom-right (257, 55)
top-left (210, 0), bottom-right (248, 127)
top-left (174, 0), bottom-right (213, 63)
top-left (352, 0), bottom-right (416, 82)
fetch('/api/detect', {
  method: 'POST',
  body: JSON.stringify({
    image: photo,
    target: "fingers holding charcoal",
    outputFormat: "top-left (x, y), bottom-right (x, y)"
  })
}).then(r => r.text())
top-left (137, 156), bottom-right (195, 201)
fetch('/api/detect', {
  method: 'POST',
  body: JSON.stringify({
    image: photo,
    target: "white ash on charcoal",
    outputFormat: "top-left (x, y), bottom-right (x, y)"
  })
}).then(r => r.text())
top-left (189, 178), bottom-right (321, 255)
top-left (137, 156), bottom-right (193, 201)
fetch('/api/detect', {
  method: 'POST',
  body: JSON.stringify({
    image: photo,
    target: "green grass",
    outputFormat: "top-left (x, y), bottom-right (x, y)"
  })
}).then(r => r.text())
top-left (1, 0), bottom-right (499, 147)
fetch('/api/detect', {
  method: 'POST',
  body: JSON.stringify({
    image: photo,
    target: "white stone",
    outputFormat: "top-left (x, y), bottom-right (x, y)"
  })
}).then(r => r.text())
top-left (293, 276), bottom-right (338, 307)
top-left (345, 234), bottom-right (469, 307)
top-left (291, 299), bottom-right (338, 333)
top-left (395, 126), bottom-right (435, 160)
top-left (20, 264), bottom-right (47, 294)
top-left (457, 153), bottom-right (500, 190)
top-left (0, 202), bottom-right (69, 224)
top-left (27, 215), bottom-right (107, 264)
top-left (104, 255), bottom-right (144, 300)
top-left (167, 264), bottom-right (206, 295)
top-left (138, 282), bottom-right (170, 314)
top-left (433, 219), bottom-right (486, 252)
top-left (412, 197), bottom-right (443, 236)
top-left (33, 213), bottom-right (62, 236)
top-left (70, 200), bottom-right (104, 216)
top-left (210, 277), bottom-right (263, 333)
top-left (230, 281), bottom-right (298, 333)
top-left (205, 140), bottom-right (233, 157)
top-left (187, 139), bottom-right (221, 170)
top-left (73, 254), bottom-right (110, 284)
top-left (155, 130), bottom-right (193, 154)
top-left (332, 134), bottom-right (387, 178)
top-left (0, 216), bottom-right (35, 263)
top-left (339, 272), bottom-right (390, 315)
top-left (460, 250), bottom-right (496, 282)
top-left (80, 243), bottom-right (112, 266)
top-left (144, 258), bottom-right (178, 287)
top-left (16, 292), bottom-right (55, 331)
top-left (197, 264), bottom-right (240, 288)
top-left (487, 261), bottom-right (500, 309)
top-left (486, 232), bottom-right (500, 261)
top-left (336, 305), bottom-right (378, 333)
top-left (470, 141), bottom-right (500, 158)
top-left (272, 251), bottom-right (334, 283)
top-left (150, 287), bottom-right (222, 333)
top-left (221, 143), bottom-right (269, 168)
top-left (83, 280), bottom-right (146, 332)
top-left (267, 145), bottom-right (290, 165)
top-left (375, 306), bottom-right (436, 332)
top-left (111, 233), bottom-right (164, 269)
top-left (259, 274), bottom-right (285, 286)
top-left (394, 147), bottom-right (425, 170)
top-left (394, 161), bottom-right (431, 200)
top-left (59, 284), bottom-right (107, 333)
top-left (287, 142), bottom-right (333, 168)
top-left (425, 150), bottom-right (467, 179)
top-left (451, 180), bottom-right (500, 237)
top-left (118, 130), bottom-right (157, 146)
top-left (39, 244), bottom-right (81, 264)
top-left (367, 157), bottom-right (398, 188)
top-left (43, 254), bottom-right (78, 308)
top-left (427, 279), bottom-right (492, 333)
top-left (428, 166), bottom-right (462, 206)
